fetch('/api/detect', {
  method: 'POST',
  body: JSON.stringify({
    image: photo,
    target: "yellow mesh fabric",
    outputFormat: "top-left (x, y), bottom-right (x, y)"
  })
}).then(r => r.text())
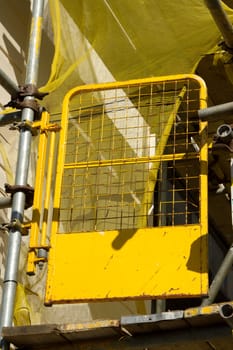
top-left (13, 284), bottom-right (31, 326)
top-left (40, 0), bottom-right (233, 104)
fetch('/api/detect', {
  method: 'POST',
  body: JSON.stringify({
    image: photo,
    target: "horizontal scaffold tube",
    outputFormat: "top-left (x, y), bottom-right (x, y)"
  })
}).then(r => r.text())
top-left (198, 101), bottom-right (233, 119)
top-left (0, 111), bottom-right (21, 126)
top-left (0, 197), bottom-right (12, 209)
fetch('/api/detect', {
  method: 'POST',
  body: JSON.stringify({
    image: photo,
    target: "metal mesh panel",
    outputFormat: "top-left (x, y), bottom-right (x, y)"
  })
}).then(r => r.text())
top-left (55, 77), bottom-right (204, 233)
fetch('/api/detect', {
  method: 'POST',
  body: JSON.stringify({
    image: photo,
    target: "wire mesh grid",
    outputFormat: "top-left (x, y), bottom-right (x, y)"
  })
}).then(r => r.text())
top-left (57, 78), bottom-right (202, 233)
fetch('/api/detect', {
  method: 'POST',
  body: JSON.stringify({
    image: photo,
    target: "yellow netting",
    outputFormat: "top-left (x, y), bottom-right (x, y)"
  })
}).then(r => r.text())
top-left (13, 284), bottom-right (31, 326)
top-left (40, 0), bottom-right (233, 110)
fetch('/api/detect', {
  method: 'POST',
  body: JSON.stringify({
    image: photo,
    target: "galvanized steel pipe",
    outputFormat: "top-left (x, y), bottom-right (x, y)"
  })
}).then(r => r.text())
top-left (204, 0), bottom-right (233, 49)
top-left (0, 111), bottom-right (21, 126)
top-left (0, 68), bottom-right (18, 96)
top-left (201, 245), bottom-right (233, 306)
top-left (0, 197), bottom-right (12, 209)
top-left (219, 303), bottom-right (233, 328)
top-left (216, 123), bottom-right (233, 142)
top-left (198, 101), bottom-right (233, 120)
top-left (0, 0), bottom-right (45, 348)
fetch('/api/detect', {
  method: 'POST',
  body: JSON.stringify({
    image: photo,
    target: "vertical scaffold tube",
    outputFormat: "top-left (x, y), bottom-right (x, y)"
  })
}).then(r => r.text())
top-left (0, 0), bottom-right (45, 348)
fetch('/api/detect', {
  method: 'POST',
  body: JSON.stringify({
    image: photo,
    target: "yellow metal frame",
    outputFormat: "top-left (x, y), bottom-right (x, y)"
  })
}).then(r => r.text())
top-left (27, 111), bottom-right (60, 274)
top-left (33, 74), bottom-right (208, 304)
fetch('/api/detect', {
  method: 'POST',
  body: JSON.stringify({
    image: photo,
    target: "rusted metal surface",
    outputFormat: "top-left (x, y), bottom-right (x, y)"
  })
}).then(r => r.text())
top-left (5, 84), bottom-right (48, 112)
top-left (4, 183), bottom-right (34, 209)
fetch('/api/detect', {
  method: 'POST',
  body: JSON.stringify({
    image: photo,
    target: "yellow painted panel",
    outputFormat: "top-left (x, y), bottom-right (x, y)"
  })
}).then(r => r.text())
top-left (45, 225), bottom-right (208, 304)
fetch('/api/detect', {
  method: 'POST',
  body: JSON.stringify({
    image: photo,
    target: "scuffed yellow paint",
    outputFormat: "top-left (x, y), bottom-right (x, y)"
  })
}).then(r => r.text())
top-left (45, 225), bottom-right (208, 304)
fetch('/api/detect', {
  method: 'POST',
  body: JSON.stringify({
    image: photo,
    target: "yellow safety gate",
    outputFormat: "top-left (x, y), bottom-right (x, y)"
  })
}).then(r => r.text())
top-left (28, 74), bottom-right (208, 304)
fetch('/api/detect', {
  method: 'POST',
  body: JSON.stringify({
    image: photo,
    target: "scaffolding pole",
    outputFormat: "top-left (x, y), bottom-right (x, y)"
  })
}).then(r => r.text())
top-left (0, 1), bottom-right (45, 349)
top-left (204, 0), bottom-right (233, 49)
top-left (202, 157), bottom-right (233, 306)
top-left (0, 68), bottom-right (18, 96)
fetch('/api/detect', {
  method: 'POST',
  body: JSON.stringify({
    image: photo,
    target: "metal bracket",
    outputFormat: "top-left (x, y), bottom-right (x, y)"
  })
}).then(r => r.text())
top-left (9, 120), bottom-right (60, 136)
top-left (5, 183), bottom-right (34, 209)
top-left (41, 123), bottom-right (61, 133)
top-left (9, 120), bottom-right (39, 136)
top-left (4, 84), bottom-right (48, 113)
top-left (0, 219), bottom-right (30, 235)
top-left (121, 310), bottom-right (184, 326)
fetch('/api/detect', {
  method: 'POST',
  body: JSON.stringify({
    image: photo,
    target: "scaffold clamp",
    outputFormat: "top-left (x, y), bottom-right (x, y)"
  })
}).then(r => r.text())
top-left (4, 84), bottom-right (49, 113)
top-left (5, 183), bottom-right (34, 209)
